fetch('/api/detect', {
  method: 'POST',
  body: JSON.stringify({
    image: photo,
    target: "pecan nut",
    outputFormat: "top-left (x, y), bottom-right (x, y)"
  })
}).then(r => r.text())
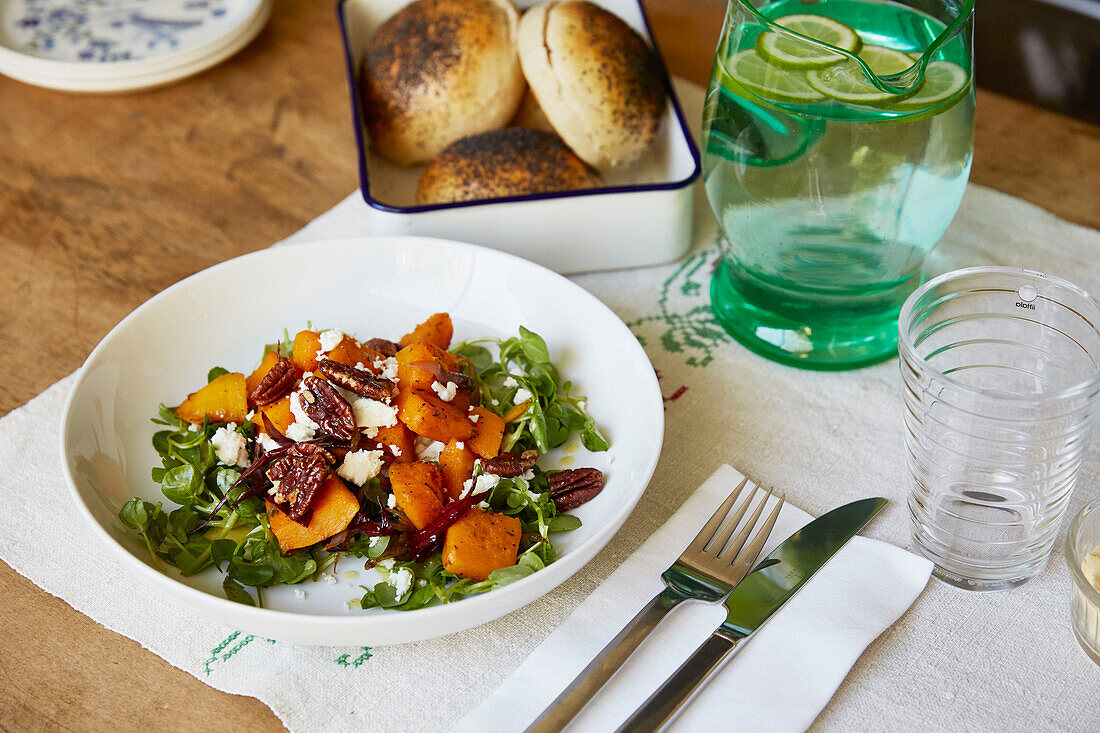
top-left (319, 359), bottom-right (396, 400)
top-left (364, 338), bottom-right (400, 357)
top-left (250, 357), bottom-right (297, 405)
top-left (549, 468), bottom-right (604, 511)
top-left (276, 452), bottom-right (330, 520)
top-left (267, 443), bottom-right (335, 481)
top-left (481, 449), bottom-right (538, 477)
top-left (300, 377), bottom-right (357, 441)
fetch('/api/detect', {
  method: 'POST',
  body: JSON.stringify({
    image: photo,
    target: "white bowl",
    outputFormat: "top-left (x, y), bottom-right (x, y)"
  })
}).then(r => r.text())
top-left (60, 236), bottom-right (663, 646)
top-left (336, 0), bottom-right (701, 275)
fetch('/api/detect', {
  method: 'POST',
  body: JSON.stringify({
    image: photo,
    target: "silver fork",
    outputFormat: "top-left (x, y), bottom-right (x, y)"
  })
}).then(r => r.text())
top-left (526, 478), bottom-right (784, 733)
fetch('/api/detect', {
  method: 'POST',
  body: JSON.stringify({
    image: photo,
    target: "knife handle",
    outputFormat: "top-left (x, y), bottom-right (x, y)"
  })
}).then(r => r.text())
top-left (525, 588), bottom-right (686, 733)
top-left (616, 632), bottom-right (745, 733)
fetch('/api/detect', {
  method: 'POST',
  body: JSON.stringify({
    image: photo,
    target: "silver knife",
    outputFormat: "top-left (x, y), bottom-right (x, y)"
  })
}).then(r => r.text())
top-left (616, 497), bottom-right (888, 733)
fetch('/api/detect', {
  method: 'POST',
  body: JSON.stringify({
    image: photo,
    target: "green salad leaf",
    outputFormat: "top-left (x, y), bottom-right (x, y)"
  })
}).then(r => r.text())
top-left (451, 328), bottom-right (610, 455)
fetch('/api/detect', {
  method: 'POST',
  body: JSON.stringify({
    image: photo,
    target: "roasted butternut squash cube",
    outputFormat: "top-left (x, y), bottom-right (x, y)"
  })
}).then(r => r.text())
top-left (400, 312), bottom-right (453, 350)
top-left (250, 395), bottom-right (294, 436)
top-left (374, 422), bottom-right (415, 463)
top-left (245, 350), bottom-right (279, 404)
top-left (267, 476), bottom-right (359, 552)
top-left (395, 389), bottom-right (473, 443)
top-left (291, 330), bottom-right (321, 372)
top-left (175, 372), bottom-right (249, 425)
top-left (467, 406), bottom-right (505, 459)
top-left (443, 507), bottom-right (521, 581)
top-left (389, 462), bottom-right (445, 529)
top-left (396, 338), bottom-right (455, 387)
top-left (439, 440), bottom-right (477, 501)
top-left (326, 336), bottom-right (385, 370)
top-left (397, 361), bottom-right (439, 392)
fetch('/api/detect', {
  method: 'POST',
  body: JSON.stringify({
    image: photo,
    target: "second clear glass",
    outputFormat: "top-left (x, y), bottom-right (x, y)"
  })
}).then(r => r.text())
top-left (899, 267), bottom-right (1100, 591)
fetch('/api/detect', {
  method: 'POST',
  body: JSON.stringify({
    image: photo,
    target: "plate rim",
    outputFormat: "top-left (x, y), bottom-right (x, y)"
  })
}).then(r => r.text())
top-left (0, 0), bottom-right (265, 77)
top-left (58, 234), bottom-right (664, 644)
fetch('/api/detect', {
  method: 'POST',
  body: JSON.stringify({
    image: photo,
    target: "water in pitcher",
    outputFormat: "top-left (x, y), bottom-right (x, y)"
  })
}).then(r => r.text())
top-left (703, 0), bottom-right (974, 368)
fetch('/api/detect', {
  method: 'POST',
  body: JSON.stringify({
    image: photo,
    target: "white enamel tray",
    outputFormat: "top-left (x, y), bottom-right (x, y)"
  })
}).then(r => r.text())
top-left (60, 235), bottom-right (664, 646)
top-left (337, 0), bottom-right (701, 275)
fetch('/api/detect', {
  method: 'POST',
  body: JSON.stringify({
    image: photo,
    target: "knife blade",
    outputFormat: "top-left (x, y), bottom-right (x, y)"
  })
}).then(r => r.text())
top-left (616, 497), bottom-right (888, 733)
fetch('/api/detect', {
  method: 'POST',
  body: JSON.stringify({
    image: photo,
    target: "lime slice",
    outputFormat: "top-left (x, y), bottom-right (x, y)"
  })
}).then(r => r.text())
top-left (755, 14), bottom-right (862, 69)
top-left (890, 60), bottom-right (969, 110)
top-left (806, 44), bottom-right (914, 103)
top-left (722, 48), bottom-right (825, 104)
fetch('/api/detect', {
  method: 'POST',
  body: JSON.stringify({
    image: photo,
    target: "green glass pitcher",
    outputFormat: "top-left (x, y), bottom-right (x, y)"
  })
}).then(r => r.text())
top-left (702, 0), bottom-right (975, 370)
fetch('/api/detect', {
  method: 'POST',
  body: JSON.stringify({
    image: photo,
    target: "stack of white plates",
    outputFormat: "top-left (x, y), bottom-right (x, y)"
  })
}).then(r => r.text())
top-left (0, 0), bottom-right (271, 92)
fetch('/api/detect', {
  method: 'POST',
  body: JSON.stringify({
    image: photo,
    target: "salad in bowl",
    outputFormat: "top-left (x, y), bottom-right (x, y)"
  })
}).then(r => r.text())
top-left (120, 313), bottom-right (609, 611)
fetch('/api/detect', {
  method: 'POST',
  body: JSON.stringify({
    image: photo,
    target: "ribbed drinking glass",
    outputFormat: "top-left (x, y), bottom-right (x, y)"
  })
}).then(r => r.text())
top-left (899, 267), bottom-right (1100, 590)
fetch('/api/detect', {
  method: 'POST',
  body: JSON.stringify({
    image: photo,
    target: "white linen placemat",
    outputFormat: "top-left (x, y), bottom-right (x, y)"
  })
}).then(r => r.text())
top-left (2, 79), bottom-right (1099, 732)
top-left (455, 465), bottom-right (932, 732)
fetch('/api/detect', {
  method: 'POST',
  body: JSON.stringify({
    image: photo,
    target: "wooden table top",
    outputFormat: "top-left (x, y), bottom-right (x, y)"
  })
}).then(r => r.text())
top-left (1, 0), bottom-right (1098, 728)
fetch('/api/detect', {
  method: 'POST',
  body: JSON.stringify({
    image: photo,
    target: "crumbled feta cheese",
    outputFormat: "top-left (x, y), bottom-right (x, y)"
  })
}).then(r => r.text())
top-left (390, 567), bottom-right (414, 598)
top-left (431, 380), bottom-right (458, 402)
top-left (462, 473), bottom-right (499, 498)
top-left (490, 398), bottom-right (499, 406)
top-left (378, 558), bottom-right (396, 570)
top-left (389, 444), bottom-right (402, 457)
top-left (337, 449), bottom-right (384, 486)
top-left (477, 501), bottom-right (491, 509)
top-left (455, 442), bottom-right (464, 450)
top-left (503, 377), bottom-right (518, 388)
top-left (374, 357), bottom-right (399, 382)
top-left (246, 410), bottom-right (255, 420)
top-left (257, 433), bottom-right (281, 452)
top-left (294, 589), bottom-right (306, 600)
top-left (318, 329), bottom-right (344, 355)
top-left (322, 573), bottom-right (337, 585)
top-left (513, 388), bottom-right (533, 404)
top-left (414, 437), bottom-right (446, 462)
top-left (187, 423), bottom-right (200, 433)
top-left (525, 488), bottom-right (541, 502)
top-left (211, 426), bottom-right (250, 468)
top-left (417, 580), bottom-right (427, 588)
top-left (386, 493), bottom-right (397, 509)
top-left (519, 469), bottom-right (535, 482)
top-left (287, 388), bottom-right (319, 441)
top-left (369, 536), bottom-right (384, 548)
top-left (469, 413), bottom-right (480, 423)
top-left (352, 398), bottom-right (398, 438)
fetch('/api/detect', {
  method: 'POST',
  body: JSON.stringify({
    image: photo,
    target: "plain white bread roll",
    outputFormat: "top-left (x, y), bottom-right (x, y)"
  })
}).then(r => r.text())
top-left (517, 1), bottom-right (666, 169)
top-left (361, 0), bottom-right (525, 166)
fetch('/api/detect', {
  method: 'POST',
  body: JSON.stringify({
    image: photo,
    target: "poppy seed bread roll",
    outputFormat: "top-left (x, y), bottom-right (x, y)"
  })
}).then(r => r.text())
top-left (361, 0), bottom-right (525, 166)
top-left (416, 128), bottom-right (602, 204)
top-left (516, 1), bottom-right (666, 169)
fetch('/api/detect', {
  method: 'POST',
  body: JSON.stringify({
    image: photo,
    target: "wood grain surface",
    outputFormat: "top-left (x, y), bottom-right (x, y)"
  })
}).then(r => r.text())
top-left (0, 0), bottom-right (1097, 729)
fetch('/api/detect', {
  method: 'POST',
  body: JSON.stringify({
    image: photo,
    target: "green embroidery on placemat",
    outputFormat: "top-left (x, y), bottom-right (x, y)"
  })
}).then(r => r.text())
top-left (335, 647), bottom-right (373, 668)
top-left (629, 249), bottom-right (731, 367)
top-left (203, 631), bottom-right (276, 675)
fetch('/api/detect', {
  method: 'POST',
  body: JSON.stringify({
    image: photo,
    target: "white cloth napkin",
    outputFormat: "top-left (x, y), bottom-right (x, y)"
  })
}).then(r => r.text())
top-left (456, 465), bottom-right (932, 732)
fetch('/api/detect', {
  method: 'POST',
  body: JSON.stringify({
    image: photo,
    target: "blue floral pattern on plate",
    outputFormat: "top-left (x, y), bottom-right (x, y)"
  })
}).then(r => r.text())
top-left (3, 0), bottom-right (253, 63)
